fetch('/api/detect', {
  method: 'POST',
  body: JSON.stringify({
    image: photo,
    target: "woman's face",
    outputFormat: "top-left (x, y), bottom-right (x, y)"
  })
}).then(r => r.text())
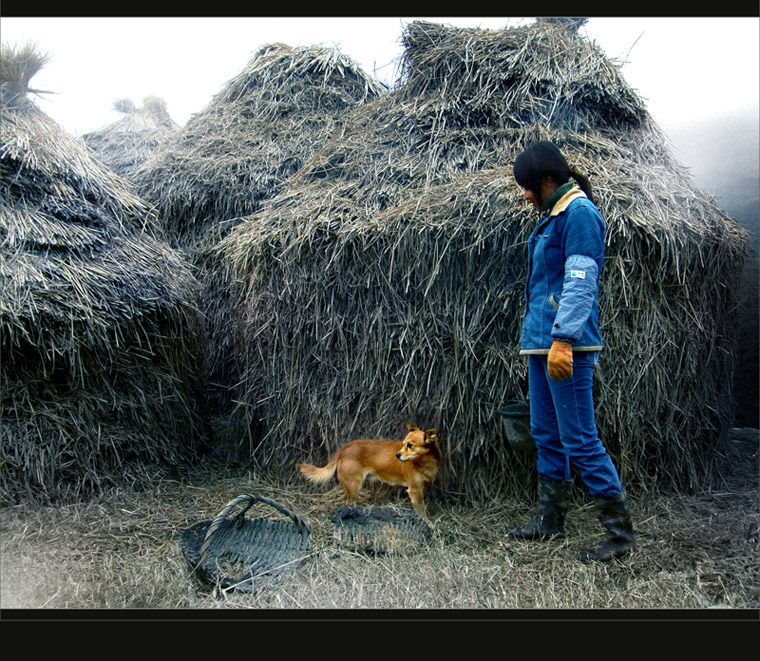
top-left (523, 188), bottom-right (540, 212)
top-left (522, 177), bottom-right (558, 213)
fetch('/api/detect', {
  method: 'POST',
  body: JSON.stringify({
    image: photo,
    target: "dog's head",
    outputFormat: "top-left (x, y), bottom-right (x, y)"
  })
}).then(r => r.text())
top-left (396, 424), bottom-right (440, 462)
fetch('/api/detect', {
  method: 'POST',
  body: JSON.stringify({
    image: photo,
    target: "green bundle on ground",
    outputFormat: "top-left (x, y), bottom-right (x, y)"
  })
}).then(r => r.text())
top-left (1, 43), bottom-right (209, 503)
top-left (214, 20), bottom-right (749, 501)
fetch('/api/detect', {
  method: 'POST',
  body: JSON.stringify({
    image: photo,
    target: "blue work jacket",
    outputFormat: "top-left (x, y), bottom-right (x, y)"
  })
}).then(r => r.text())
top-left (519, 185), bottom-right (605, 354)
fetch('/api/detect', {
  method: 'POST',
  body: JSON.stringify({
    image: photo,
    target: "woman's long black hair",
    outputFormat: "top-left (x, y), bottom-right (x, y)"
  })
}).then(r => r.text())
top-left (513, 141), bottom-right (594, 209)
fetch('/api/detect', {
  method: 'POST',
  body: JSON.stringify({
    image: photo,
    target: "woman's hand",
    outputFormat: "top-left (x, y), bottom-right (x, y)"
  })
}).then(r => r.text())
top-left (548, 341), bottom-right (573, 381)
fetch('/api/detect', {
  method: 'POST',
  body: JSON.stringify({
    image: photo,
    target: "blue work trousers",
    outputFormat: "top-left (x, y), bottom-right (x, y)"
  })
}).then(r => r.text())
top-left (528, 353), bottom-right (622, 497)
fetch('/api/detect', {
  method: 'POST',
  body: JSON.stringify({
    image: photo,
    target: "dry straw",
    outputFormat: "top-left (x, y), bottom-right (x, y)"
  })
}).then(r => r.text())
top-left (133, 43), bottom-right (387, 409)
top-left (133, 42), bottom-right (387, 247)
top-left (83, 96), bottom-right (180, 179)
top-left (214, 20), bottom-right (749, 500)
top-left (1, 43), bottom-right (209, 503)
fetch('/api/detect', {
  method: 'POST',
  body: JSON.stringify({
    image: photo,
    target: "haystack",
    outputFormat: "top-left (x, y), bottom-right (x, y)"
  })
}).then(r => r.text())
top-left (215, 20), bottom-right (750, 500)
top-left (1, 44), bottom-right (208, 503)
top-left (82, 96), bottom-right (179, 179)
top-left (132, 43), bottom-right (386, 247)
top-left (132, 43), bottom-right (386, 415)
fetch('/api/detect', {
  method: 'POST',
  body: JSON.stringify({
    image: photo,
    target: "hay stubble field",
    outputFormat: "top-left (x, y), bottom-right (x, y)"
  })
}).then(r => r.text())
top-left (1, 427), bottom-right (756, 613)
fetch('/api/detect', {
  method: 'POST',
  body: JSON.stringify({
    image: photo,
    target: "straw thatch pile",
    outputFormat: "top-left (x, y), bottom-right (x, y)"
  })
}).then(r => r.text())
top-left (132, 43), bottom-right (386, 247)
top-left (1, 44), bottom-right (209, 503)
top-left (131, 43), bottom-right (386, 414)
top-left (214, 20), bottom-right (749, 500)
top-left (82, 96), bottom-right (179, 179)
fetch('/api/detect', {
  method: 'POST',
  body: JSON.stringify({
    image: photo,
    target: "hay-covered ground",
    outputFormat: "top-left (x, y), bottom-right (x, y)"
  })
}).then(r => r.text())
top-left (1, 427), bottom-right (756, 612)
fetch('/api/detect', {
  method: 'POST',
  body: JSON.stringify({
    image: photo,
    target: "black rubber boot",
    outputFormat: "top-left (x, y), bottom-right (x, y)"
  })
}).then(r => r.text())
top-left (507, 476), bottom-right (573, 540)
top-left (577, 489), bottom-right (636, 561)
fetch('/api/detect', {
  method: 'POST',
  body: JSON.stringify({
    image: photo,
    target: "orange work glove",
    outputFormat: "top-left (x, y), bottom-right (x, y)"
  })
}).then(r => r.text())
top-left (548, 341), bottom-right (573, 381)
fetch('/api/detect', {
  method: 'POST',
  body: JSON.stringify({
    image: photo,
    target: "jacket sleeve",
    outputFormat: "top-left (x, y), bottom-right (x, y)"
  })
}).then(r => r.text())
top-left (550, 204), bottom-right (604, 344)
top-left (551, 254), bottom-right (599, 343)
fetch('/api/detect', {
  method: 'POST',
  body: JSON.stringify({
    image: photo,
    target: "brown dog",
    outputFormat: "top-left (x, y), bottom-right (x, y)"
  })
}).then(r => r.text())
top-left (298, 424), bottom-right (442, 521)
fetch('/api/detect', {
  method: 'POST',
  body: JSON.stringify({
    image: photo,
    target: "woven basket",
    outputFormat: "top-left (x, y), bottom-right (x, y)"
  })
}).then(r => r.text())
top-left (179, 494), bottom-right (311, 592)
top-left (331, 505), bottom-right (431, 554)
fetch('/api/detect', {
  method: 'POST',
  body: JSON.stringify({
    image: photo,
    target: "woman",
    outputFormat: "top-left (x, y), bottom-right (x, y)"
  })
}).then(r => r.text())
top-left (508, 141), bottom-right (635, 562)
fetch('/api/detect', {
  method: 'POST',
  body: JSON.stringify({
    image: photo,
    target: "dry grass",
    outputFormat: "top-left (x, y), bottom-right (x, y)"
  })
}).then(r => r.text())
top-left (1, 43), bottom-right (209, 504)
top-left (1, 23), bottom-right (756, 617)
top-left (82, 96), bottom-right (180, 179)
top-left (132, 42), bottom-right (385, 248)
top-left (215, 20), bottom-right (750, 504)
top-left (2, 428), bottom-right (756, 613)
top-left (128, 42), bottom-right (385, 412)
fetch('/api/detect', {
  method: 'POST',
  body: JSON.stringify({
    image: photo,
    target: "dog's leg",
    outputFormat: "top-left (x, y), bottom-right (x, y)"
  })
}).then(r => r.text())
top-left (342, 483), bottom-right (360, 504)
top-left (337, 463), bottom-right (364, 505)
top-left (407, 486), bottom-right (429, 523)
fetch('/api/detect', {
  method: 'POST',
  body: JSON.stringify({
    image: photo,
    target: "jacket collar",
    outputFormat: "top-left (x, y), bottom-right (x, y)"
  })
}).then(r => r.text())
top-left (548, 183), bottom-right (587, 217)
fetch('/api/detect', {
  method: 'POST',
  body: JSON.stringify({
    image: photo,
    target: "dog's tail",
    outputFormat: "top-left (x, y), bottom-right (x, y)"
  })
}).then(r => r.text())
top-left (298, 453), bottom-right (339, 485)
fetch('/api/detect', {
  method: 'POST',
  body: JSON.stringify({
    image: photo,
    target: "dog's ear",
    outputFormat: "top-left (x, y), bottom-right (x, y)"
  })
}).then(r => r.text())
top-left (424, 429), bottom-right (439, 443)
top-left (404, 423), bottom-right (420, 432)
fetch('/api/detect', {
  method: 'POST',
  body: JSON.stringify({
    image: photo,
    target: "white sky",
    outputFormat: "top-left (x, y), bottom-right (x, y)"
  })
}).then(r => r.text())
top-left (2, 16), bottom-right (759, 140)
